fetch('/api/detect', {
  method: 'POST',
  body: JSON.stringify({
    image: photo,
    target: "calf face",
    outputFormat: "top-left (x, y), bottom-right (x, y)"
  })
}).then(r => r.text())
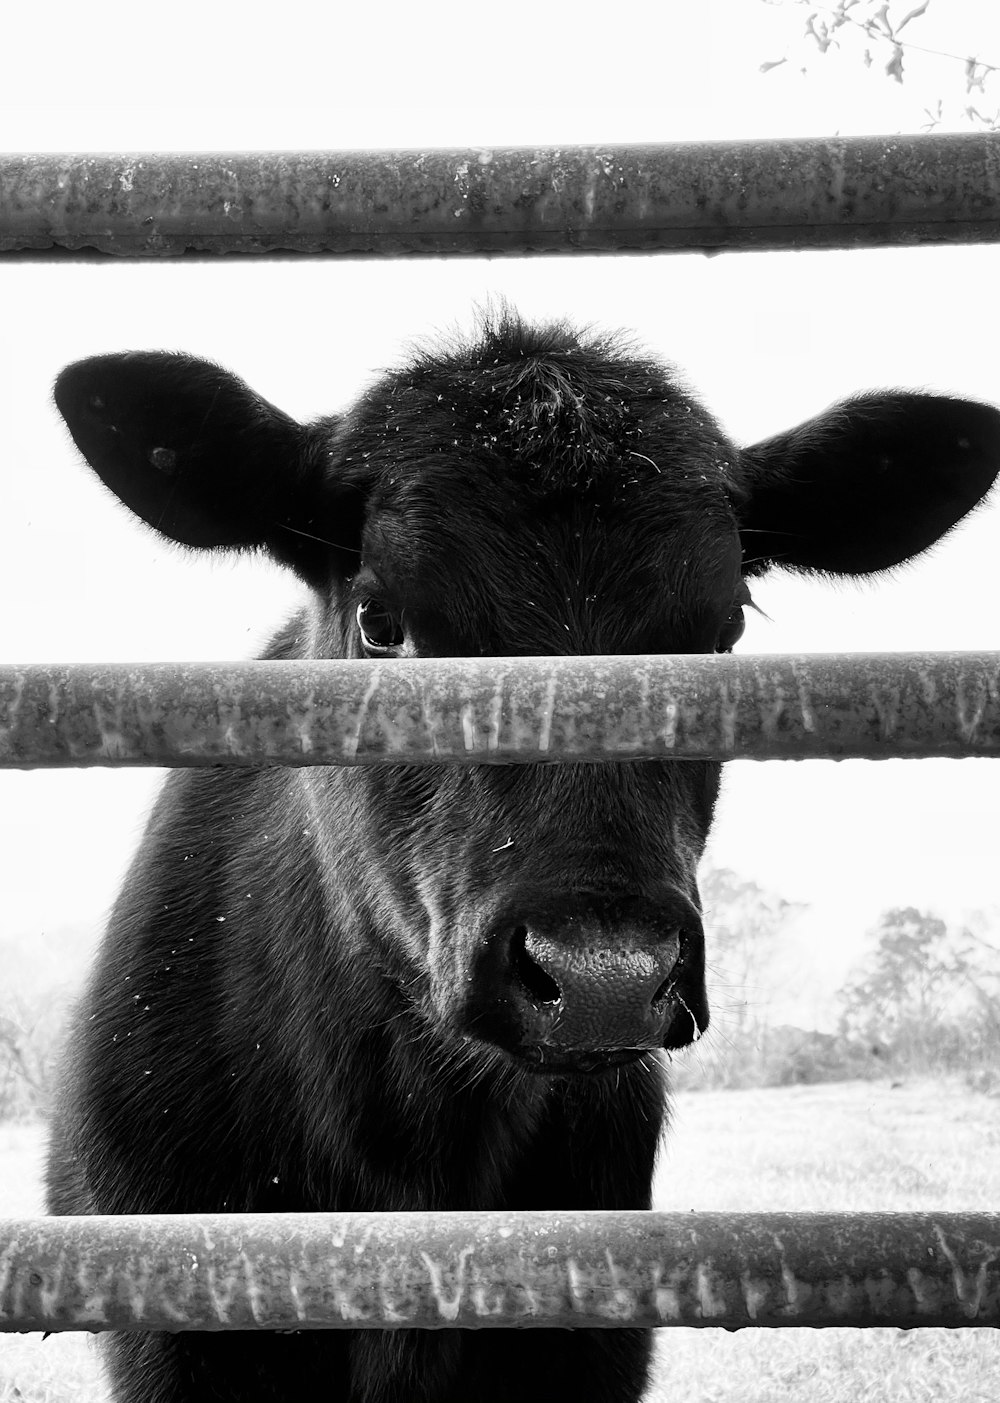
top-left (55, 315), bottom-right (1000, 1076)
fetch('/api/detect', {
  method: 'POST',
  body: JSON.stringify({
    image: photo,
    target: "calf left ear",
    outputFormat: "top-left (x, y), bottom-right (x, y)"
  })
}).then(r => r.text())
top-left (737, 393), bottom-right (1000, 575)
top-left (54, 352), bottom-right (359, 586)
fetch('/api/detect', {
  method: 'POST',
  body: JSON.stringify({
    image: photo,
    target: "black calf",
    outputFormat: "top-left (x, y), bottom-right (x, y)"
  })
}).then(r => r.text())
top-left (48, 314), bottom-right (999, 1402)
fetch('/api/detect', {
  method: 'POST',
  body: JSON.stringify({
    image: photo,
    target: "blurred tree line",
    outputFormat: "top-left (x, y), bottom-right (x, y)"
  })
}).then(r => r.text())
top-left (678, 869), bottom-right (1000, 1094)
top-left (0, 923), bottom-right (88, 1122)
top-left (0, 994), bottom-right (68, 1121)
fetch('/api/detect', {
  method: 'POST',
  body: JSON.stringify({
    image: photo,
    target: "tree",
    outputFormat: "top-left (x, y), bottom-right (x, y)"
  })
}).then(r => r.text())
top-left (838, 906), bottom-right (1000, 1075)
top-left (759, 0), bottom-right (999, 131)
top-left (0, 996), bottom-right (55, 1120)
top-left (688, 867), bottom-right (809, 1088)
top-left (701, 866), bottom-right (801, 1034)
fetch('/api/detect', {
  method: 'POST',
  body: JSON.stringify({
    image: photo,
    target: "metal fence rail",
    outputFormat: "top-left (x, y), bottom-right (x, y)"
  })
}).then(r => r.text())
top-left (2, 1211), bottom-right (998, 1333)
top-left (3, 135), bottom-right (999, 259)
top-left (5, 137), bottom-right (1000, 1362)
top-left (3, 653), bottom-right (1000, 769)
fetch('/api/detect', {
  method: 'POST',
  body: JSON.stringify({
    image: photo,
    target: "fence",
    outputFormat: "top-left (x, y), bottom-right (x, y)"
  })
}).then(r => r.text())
top-left (3, 135), bottom-right (1000, 259)
top-left (2, 138), bottom-right (1000, 1339)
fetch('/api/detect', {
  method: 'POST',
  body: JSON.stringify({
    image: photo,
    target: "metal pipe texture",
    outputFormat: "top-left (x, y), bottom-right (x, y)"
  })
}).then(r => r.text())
top-left (2, 654), bottom-right (1000, 770)
top-left (2, 1211), bottom-right (998, 1333)
top-left (3, 136), bottom-right (999, 258)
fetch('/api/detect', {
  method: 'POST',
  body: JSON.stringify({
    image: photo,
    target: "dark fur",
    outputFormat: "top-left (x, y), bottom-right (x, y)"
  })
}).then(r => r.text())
top-left (48, 315), bottom-right (1000, 1402)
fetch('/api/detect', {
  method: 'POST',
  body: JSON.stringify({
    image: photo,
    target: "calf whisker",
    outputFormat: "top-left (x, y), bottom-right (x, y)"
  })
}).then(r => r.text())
top-left (276, 522), bottom-right (361, 554)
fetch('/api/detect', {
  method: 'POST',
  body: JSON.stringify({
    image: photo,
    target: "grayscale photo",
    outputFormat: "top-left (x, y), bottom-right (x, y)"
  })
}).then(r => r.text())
top-left (1, 2), bottom-right (999, 1400)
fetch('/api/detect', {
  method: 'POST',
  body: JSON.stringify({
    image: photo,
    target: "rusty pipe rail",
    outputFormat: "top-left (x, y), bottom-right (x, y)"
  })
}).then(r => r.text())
top-left (1, 653), bottom-right (1000, 769)
top-left (2, 1211), bottom-right (998, 1333)
top-left (3, 135), bottom-right (1000, 259)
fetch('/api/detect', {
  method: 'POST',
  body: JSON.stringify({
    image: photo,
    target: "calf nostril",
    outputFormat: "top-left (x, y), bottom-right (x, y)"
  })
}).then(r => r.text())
top-left (511, 926), bottom-right (561, 1006)
top-left (652, 974), bottom-right (675, 1007)
top-left (652, 928), bottom-right (686, 1007)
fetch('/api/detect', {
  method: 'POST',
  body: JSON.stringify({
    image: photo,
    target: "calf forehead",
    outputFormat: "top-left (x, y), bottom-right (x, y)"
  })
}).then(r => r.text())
top-left (341, 320), bottom-right (739, 606)
top-left (348, 317), bottom-right (732, 487)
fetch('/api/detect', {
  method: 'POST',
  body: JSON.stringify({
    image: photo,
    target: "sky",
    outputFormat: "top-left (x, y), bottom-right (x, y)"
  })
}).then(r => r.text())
top-left (2, 0), bottom-right (1000, 1028)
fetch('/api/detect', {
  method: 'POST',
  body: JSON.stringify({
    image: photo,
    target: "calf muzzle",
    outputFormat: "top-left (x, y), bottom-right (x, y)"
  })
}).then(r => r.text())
top-left (479, 898), bottom-right (706, 1067)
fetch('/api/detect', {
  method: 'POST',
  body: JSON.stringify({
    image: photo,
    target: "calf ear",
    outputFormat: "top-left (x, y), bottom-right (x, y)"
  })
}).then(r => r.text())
top-left (54, 352), bottom-right (360, 586)
top-left (738, 393), bottom-right (1000, 575)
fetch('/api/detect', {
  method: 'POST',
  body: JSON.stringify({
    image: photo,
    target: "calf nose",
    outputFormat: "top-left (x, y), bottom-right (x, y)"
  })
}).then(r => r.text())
top-left (508, 912), bottom-right (685, 1052)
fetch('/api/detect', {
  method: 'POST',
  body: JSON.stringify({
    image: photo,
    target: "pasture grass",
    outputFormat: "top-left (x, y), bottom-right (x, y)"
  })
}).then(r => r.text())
top-left (1, 1079), bottom-right (998, 1402)
top-left (648, 1077), bottom-right (1000, 1402)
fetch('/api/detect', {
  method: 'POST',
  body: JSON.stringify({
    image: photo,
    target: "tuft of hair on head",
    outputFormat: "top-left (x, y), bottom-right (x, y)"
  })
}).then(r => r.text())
top-left (470, 307), bottom-right (655, 491)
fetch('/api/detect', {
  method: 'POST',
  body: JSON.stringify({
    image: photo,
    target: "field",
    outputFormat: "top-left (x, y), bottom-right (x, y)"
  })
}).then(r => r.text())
top-left (2, 1078), bottom-right (999, 1401)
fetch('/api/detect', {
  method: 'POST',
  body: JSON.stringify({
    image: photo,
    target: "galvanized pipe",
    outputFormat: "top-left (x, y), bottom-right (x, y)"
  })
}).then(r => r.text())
top-left (1, 1211), bottom-right (998, 1333)
top-left (3, 136), bottom-right (999, 258)
top-left (2, 654), bottom-right (1000, 770)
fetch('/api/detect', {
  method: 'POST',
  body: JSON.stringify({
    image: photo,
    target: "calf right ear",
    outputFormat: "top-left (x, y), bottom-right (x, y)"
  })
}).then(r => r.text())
top-left (737, 392), bottom-right (1000, 576)
top-left (54, 352), bottom-right (362, 585)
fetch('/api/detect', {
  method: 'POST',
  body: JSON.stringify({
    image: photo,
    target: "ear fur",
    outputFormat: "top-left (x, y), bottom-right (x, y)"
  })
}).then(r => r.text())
top-left (738, 392), bottom-right (1000, 575)
top-left (54, 352), bottom-right (360, 585)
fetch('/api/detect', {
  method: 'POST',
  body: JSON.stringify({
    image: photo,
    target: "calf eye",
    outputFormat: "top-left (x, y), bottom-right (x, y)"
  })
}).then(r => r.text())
top-left (716, 581), bottom-right (753, 654)
top-left (716, 607), bottom-right (746, 653)
top-left (357, 600), bottom-right (405, 654)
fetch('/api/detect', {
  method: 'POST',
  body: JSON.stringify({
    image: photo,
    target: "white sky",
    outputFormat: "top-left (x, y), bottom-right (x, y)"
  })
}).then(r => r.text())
top-left (2, 0), bottom-right (999, 1025)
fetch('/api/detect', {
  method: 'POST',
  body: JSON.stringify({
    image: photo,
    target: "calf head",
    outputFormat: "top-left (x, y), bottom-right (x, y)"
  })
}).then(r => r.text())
top-left (55, 316), bottom-right (1000, 1074)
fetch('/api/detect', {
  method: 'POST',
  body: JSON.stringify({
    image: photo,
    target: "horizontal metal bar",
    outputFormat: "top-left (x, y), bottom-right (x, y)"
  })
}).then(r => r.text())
top-left (2, 654), bottom-right (1000, 769)
top-left (2, 136), bottom-right (999, 258)
top-left (2, 1211), bottom-right (998, 1332)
